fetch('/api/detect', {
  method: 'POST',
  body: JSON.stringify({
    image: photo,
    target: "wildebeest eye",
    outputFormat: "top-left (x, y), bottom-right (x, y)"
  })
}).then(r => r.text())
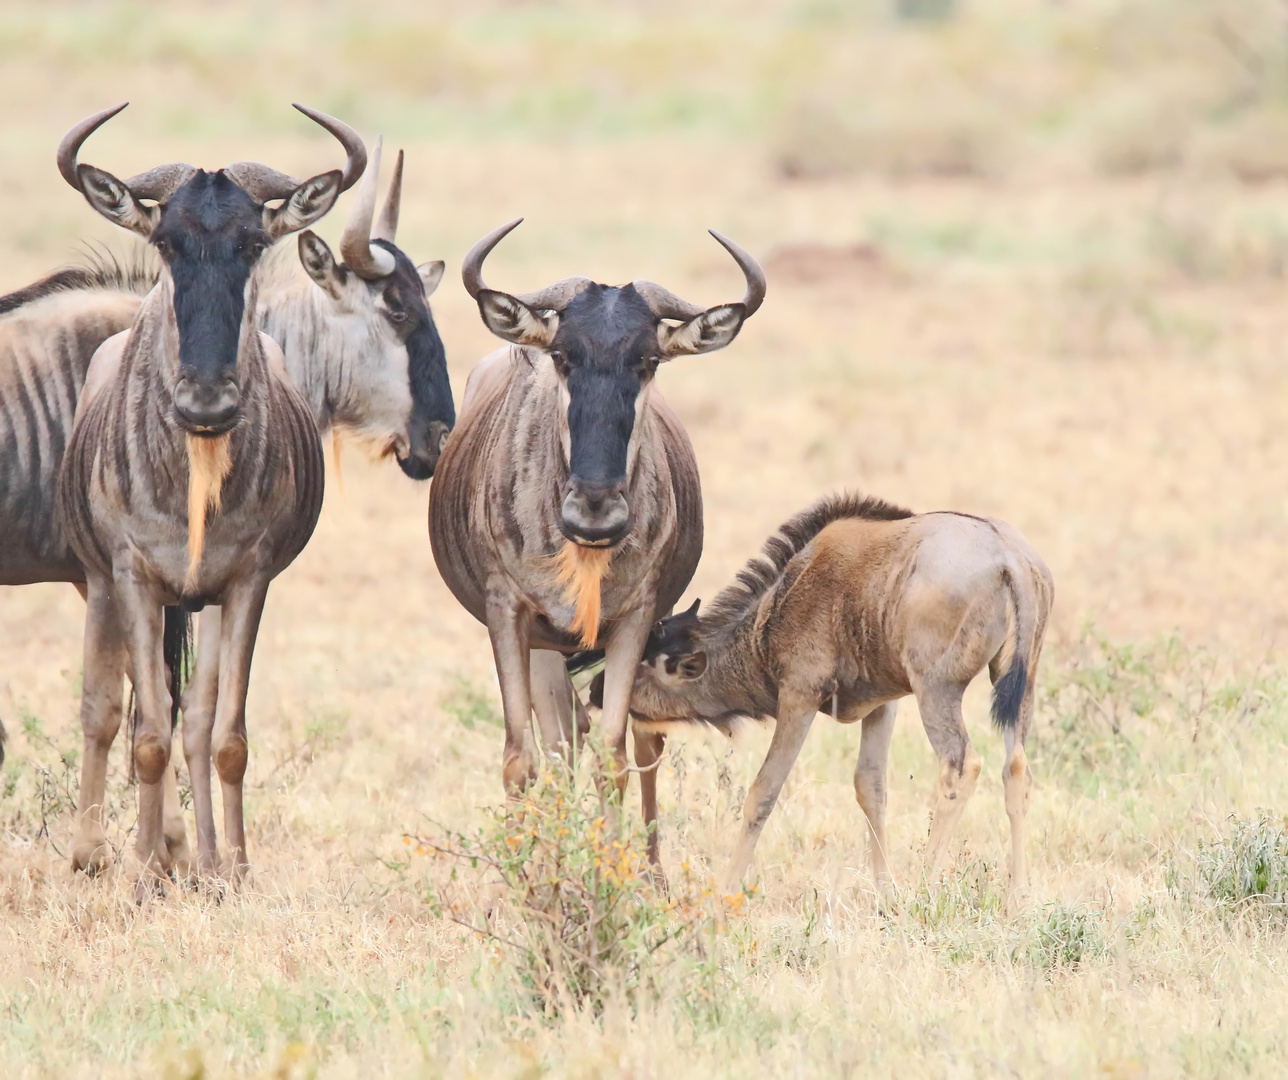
top-left (245, 240), bottom-right (267, 261)
top-left (153, 238), bottom-right (171, 257)
top-left (549, 350), bottom-right (570, 375)
top-left (388, 309), bottom-right (408, 324)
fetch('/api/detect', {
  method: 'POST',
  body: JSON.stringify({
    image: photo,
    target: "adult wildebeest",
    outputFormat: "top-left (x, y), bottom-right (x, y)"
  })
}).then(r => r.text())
top-left (602, 493), bottom-right (1053, 900)
top-left (429, 218), bottom-right (765, 814)
top-left (54, 102), bottom-right (349, 886)
top-left (0, 124), bottom-right (454, 878)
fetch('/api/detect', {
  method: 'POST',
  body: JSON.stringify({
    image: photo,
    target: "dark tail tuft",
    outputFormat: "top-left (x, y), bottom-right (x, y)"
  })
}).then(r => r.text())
top-left (163, 606), bottom-right (193, 731)
top-left (990, 656), bottom-right (1027, 731)
top-left (565, 649), bottom-right (606, 677)
top-left (0, 717), bottom-right (6, 767)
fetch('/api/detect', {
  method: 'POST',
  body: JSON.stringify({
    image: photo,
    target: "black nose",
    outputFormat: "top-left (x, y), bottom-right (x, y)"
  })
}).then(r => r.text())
top-left (173, 378), bottom-right (239, 432)
top-left (398, 421), bottom-right (451, 481)
top-left (560, 479), bottom-right (630, 546)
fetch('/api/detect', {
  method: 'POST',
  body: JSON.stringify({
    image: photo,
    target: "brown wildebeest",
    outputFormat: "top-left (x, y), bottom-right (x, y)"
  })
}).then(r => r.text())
top-left (55, 103), bottom-right (350, 886)
top-left (430, 218), bottom-right (765, 819)
top-left (608, 492), bottom-right (1053, 899)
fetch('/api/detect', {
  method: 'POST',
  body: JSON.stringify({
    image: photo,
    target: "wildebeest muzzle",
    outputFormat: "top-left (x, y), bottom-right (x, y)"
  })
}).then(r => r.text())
top-left (173, 376), bottom-right (240, 434)
top-left (560, 478), bottom-right (631, 547)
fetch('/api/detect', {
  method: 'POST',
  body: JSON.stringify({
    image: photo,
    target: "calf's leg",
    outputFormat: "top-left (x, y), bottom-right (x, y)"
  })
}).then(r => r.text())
top-left (914, 682), bottom-right (981, 878)
top-left (723, 694), bottom-right (817, 892)
top-left (853, 702), bottom-right (897, 892)
top-left (634, 727), bottom-right (667, 872)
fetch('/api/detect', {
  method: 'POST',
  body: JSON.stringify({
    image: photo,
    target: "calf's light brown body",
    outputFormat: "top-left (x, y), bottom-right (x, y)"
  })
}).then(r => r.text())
top-left (622, 493), bottom-right (1054, 896)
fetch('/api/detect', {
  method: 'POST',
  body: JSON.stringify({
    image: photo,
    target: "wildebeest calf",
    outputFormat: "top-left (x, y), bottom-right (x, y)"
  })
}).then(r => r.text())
top-left (610, 493), bottom-right (1053, 898)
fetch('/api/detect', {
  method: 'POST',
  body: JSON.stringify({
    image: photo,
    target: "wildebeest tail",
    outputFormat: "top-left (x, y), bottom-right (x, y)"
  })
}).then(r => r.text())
top-left (163, 605), bottom-right (193, 731)
top-left (565, 649), bottom-right (606, 676)
top-left (0, 717), bottom-right (6, 768)
top-left (990, 567), bottom-right (1034, 731)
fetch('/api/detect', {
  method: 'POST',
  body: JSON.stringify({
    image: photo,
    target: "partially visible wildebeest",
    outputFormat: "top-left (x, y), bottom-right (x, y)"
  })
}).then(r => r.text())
top-left (604, 493), bottom-right (1053, 899)
top-left (430, 218), bottom-right (765, 816)
top-left (55, 102), bottom-right (349, 886)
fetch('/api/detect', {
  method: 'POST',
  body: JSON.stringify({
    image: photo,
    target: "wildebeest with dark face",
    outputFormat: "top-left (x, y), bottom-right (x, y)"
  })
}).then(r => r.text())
top-left (429, 217), bottom-right (765, 824)
top-left (55, 102), bottom-right (356, 888)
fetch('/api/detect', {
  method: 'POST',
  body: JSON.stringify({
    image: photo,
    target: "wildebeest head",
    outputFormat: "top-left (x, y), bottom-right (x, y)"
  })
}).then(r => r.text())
top-left (57, 102), bottom-right (364, 435)
top-left (463, 219), bottom-right (765, 547)
top-left (295, 140), bottom-right (454, 478)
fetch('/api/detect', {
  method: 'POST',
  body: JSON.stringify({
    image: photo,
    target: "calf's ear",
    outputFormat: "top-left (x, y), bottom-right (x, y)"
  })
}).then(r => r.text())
top-left (657, 303), bottom-right (746, 358)
top-left (477, 289), bottom-right (559, 348)
top-left (677, 652), bottom-right (708, 680)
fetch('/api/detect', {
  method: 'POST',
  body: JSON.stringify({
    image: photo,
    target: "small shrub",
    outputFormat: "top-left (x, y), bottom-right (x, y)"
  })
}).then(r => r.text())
top-left (1017, 902), bottom-right (1108, 971)
top-left (1170, 814), bottom-right (1288, 918)
top-left (412, 757), bottom-right (729, 1018)
top-left (440, 676), bottom-right (504, 731)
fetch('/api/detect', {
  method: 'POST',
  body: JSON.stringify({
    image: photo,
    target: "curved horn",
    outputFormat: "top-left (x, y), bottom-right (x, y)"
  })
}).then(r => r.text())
top-left (633, 230), bottom-right (767, 322)
top-left (462, 217), bottom-right (524, 300)
top-left (371, 149), bottom-right (403, 243)
top-left (461, 218), bottom-right (592, 311)
top-left (57, 102), bottom-right (129, 189)
top-left (58, 104), bottom-right (198, 203)
top-left (339, 136), bottom-right (396, 279)
top-left (709, 229), bottom-right (766, 316)
top-left (224, 103), bottom-right (368, 204)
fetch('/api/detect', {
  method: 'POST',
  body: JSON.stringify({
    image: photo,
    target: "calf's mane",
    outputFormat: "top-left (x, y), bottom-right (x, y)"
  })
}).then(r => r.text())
top-left (0, 245), bottom-right (158, 316)
top-left (701, 492), bottom-right (914, 632)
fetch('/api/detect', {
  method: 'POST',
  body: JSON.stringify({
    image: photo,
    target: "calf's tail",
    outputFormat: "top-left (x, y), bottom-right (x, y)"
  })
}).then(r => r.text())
top-left (990, 568), bottom-right (1035, 731)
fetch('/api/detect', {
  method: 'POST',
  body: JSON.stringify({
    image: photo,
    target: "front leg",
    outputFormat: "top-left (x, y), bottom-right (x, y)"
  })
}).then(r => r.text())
top-left (211, 578), bottom-right (271, 882)
top-left (181, 607), bottom-right (222, 878)
top-left (723, 691), bottom-right (817, 892)
top-left (597, 607), bottom-right (654, 808)
top-left (71, 576), bottom-right (129, 874)
top-left (485, 590), bottom-right (534, 794)
top-left (634, 727), bottom-right (667, 874)
top-left (111, 567), bottom-right (172, 881)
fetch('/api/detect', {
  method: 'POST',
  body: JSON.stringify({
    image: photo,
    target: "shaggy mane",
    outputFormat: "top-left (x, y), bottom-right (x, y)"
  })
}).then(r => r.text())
top-left (702, 492), bottom-right (914, 631)
top-left (0, 244), bottom-right (158, 317)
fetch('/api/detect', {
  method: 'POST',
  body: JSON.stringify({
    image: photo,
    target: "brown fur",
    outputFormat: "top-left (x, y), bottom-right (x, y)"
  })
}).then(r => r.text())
top-left (627, 494), bottom-right (1053, 899)
top-left (551, 541), bottom-right (614, 648)
top-left (185, 433), bottom-right (233, 591)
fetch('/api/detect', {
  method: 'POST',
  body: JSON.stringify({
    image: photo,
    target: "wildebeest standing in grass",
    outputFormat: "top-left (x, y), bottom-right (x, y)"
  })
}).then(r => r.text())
top-left (430, 218), bottom-right (764, 812)
top-left (55, 103), bottom-right (347, 885)
top-left (612, 493), bottom-right (1053, 900)
top-left (0, 122), bottom-right (456, 877)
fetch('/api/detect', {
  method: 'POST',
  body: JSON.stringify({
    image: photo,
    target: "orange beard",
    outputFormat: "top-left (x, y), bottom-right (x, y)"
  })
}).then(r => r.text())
top-left (185, 433), bottom-right (233, 591)
top-left (551, 541), bottom-right (614, 649)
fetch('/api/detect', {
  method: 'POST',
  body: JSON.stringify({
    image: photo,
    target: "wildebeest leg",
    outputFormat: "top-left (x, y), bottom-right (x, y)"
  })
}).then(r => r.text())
top-left (529, 648), bottom-right (574, 758)
top-left (723, 694), bottom-right (817, 891)
top-left (486, 596), bottom-right (534, 793)
top-left (597, 609), bottom-right (654, 807)
top-left (915, 682), bottom-right (982, 879)
top-left (112, 570), bottom-right (173, 881)
top-left (161, 757), bottom-right (191, 880)
top-left (181, 607), bottom-right (222, 877)
top-left (634, 727), bottom-right (667, 873)
top-left (853, 701), bottom-right (897, 893)
top-left (71, 577), bottom-right (128, 874)
top-left (1001, 675), bottom-right (1037, 906)
top-left (211, 578), bottom-right (270, 882)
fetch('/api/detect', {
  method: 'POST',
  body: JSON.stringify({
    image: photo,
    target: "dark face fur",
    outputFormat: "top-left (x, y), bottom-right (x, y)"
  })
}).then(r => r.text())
top-left (551, 283), bottom-right (661, 546)
top-left (153, 171), bottom-right (271, 434)
top-left (371, 240), bottom-right (454, 479)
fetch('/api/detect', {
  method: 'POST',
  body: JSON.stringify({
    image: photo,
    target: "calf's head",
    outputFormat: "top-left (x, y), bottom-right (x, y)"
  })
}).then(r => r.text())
top-left (57, 102), bottom-right (364, 434)
top-left (295, 139), bottom-right (453, 478)
top-left (463, 219), bottom-right (765, 547)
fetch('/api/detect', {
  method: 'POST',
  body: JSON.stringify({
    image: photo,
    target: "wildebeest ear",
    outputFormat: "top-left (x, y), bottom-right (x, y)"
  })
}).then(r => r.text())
top-left (477, 289), bottom-right (559, 348)
top-left (297, 231), bottom-right (344, 300)
top-left (264, 170), bottom-right (343, 240)
top-left (417, 260), bottom-right (445, 297)
top-left (76, 165), bottom-right (159, 238)
top-left (684, 597), bottom-right (701, 617)
top-left (656, 303), bottom-right (747, 357)
top-left (677, 652), bottom-right (708, 680)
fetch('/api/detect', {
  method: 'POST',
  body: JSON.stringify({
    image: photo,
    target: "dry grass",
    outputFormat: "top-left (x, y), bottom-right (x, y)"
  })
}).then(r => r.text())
top-left (3, 1), bottom-right (1288, 1076)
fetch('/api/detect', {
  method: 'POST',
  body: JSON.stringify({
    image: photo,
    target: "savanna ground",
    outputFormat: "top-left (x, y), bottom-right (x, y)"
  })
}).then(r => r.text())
top-left (3, 1), bottom-right (1288, 1076)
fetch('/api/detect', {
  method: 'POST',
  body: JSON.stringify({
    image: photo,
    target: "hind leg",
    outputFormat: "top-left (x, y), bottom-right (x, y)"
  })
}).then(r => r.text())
top-left (853, 702), bottom-right (897, 893)
top-left (915, 682), bottom-right (982, 879)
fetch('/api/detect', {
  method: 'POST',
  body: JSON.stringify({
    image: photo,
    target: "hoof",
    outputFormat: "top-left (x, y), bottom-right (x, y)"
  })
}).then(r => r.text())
top-left (71, 836), bottom-right (112, 876)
